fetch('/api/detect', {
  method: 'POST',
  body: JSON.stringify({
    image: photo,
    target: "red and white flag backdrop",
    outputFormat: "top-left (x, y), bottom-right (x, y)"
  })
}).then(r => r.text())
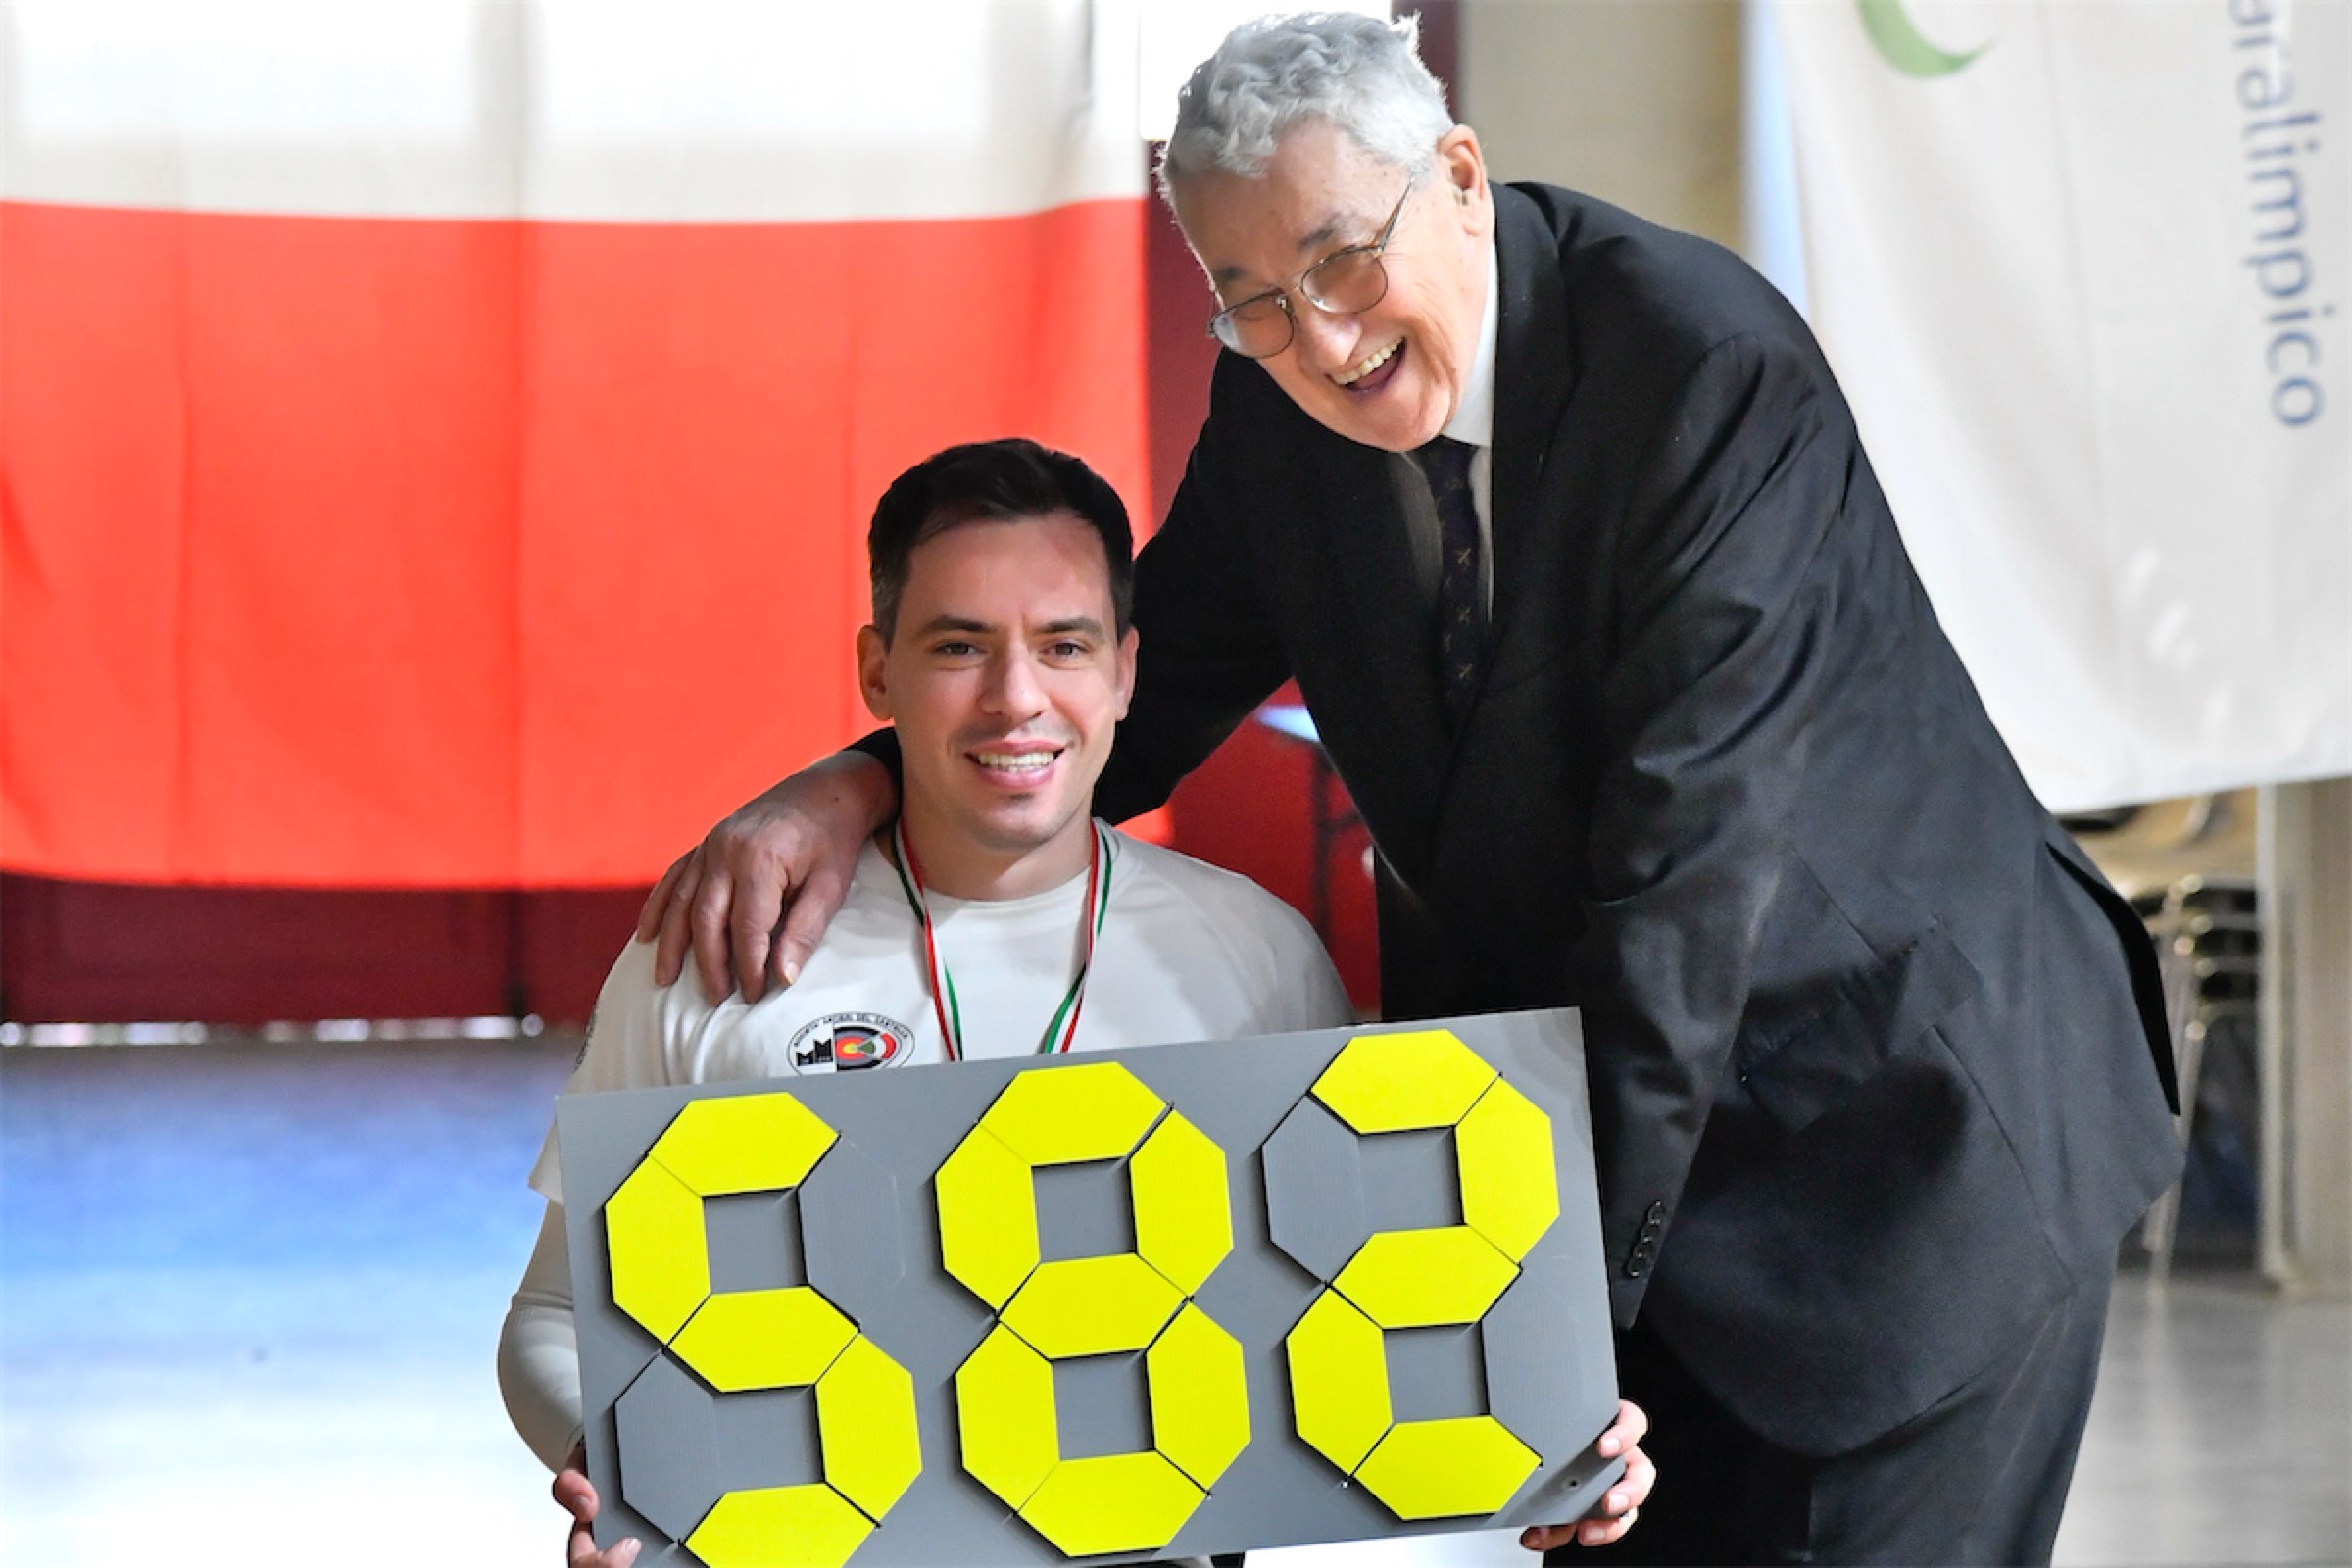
top-left (1, 3), bottom-right (1149, 888)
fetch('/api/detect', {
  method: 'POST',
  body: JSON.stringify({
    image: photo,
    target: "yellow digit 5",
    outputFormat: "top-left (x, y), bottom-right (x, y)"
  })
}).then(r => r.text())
top-left (604, 1093), bottom-right (923, 1568)
top-left (1283, 1030), bottom-right (1560, 1519)
top-left (936, 1060), bottom-right (1250, 1557)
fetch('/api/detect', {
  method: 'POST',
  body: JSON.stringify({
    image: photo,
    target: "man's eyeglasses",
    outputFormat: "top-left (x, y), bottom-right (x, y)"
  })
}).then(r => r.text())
top-left (1205, 179), bottom-right (1415, 360)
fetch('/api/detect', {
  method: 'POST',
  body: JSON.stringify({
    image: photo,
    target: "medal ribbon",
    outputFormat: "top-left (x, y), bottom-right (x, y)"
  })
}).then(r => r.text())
top-left (888, 819), bottom-right (1112, 1062)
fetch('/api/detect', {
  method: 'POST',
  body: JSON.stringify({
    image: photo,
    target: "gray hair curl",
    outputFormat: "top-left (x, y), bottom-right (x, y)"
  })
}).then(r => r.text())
top-left (1154, 12), bottom-right (1456, 201)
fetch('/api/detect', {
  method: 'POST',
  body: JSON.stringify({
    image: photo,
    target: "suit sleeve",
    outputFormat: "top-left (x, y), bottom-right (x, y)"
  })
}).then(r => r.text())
top-left (1091, 374), bottom-right (1297, 822)
top-left (1574, 331), bottom-right (1844, 1325)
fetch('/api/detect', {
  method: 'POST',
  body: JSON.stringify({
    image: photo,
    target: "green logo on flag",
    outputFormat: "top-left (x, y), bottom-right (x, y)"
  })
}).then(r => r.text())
top-left (1859, 0), bottom-right (1986, 77)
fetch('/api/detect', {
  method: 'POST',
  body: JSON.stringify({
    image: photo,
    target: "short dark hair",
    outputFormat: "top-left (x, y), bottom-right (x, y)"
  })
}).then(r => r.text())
top-left (867, 438), bottom-right (1135, 642)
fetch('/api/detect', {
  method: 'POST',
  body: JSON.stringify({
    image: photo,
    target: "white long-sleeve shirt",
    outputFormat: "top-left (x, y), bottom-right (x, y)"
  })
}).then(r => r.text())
top-left (497, 827), bottom-right (1350, 1468)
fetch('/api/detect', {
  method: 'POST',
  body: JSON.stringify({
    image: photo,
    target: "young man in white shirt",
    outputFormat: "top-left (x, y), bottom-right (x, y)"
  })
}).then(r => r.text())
top-left (500, 437), bottom-right (1650, 1564)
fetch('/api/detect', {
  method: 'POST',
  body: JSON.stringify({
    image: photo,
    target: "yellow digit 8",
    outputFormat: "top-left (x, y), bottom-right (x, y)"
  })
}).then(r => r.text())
top-left (1283, 1030), bottom-right (1561, 1519)
top-left (935, 1060), bottom-right (1250, 1557)
top-left (604, 1092), bottom-right (922, 1568)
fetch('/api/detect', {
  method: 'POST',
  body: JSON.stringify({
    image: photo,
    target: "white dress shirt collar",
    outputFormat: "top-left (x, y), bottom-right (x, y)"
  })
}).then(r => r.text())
top-left (1440, 235), bottom-right (1500, 450)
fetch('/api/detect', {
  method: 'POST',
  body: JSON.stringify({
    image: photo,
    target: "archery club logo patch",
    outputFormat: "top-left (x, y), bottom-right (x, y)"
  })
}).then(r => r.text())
top-left (787, 1011), bottom-right (916, 1074)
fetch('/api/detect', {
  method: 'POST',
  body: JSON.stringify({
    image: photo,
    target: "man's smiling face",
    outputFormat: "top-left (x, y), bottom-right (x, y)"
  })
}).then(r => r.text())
top-left (1172, 117), bottom-right (1492, 454)
top-left (857, 510), bottom-right (1135, 898)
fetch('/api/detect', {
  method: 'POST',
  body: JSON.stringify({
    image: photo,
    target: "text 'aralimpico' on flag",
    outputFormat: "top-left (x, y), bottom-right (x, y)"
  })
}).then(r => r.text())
top-left (1777, 0), bottom-right (2347, 810)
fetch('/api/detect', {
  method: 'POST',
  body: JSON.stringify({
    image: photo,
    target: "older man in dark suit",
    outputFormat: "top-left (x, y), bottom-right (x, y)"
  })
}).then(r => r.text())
top-left (641, 15), bottom-right (2182, 1563)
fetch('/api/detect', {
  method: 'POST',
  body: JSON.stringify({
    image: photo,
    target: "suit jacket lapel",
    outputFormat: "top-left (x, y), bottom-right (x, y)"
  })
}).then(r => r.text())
top-left (1414, 188), bottom-right (1579, 770)
top-left (1488, 186), bottom-right (1580, 649)
top-left (1422, 190), bottom-right (1584, 856)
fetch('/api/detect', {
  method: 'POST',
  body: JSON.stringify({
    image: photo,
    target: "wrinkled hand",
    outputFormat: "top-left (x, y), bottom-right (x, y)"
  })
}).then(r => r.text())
top-left (554, 1444), bottom-right (640, 1567)
top-left (637, 753), bottom-right (897, 1004)
top-left (1518, 1398), bottom-right (1655, 1552)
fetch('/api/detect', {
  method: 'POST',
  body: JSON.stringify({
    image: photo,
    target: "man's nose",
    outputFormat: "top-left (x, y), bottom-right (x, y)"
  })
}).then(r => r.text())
top-left (1290, 304), bottom-right (1364, 373)
top-left (982, 650), bottom-right (1047, 714)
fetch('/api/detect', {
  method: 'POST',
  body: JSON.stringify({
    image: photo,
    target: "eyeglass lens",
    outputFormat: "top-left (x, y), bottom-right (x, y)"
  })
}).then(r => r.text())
top-left (1210, 173), bottom-right (1412, 358)
top-left (1213, 248), bottom-right (1392, 358)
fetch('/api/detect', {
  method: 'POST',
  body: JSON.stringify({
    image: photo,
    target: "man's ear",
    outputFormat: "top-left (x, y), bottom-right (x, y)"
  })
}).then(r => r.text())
top-left (1113, 625), bottom-right (1139, 720)
top-left (1436, 123), bottom-right (1492, 236)
top-left (857, 625), bottom-right (892, 720)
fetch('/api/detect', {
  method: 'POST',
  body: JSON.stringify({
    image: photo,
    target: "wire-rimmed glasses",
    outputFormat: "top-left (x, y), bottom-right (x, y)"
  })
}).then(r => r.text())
top-left (1204, 178), bottom-right (1415, 359)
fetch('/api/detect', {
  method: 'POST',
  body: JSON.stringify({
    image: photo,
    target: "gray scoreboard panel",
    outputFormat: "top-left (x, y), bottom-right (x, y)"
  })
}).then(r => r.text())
top-left (557, 1008), bottom-right (1622, 1568)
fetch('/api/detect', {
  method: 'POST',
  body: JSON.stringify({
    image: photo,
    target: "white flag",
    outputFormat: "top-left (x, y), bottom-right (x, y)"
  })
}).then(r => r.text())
top-left (1776, 0), bottom-right (2349, 809)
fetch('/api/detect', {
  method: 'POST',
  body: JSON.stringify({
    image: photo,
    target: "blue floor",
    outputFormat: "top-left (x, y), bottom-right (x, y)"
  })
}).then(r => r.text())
top-left (1, 1038), bottom-right (570, 1566)
top-left (3, 1037), bottom-right (2344, 1568)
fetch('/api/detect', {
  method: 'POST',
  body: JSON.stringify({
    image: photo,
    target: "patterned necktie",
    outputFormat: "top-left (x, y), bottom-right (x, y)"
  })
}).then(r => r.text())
top-left (1419, 435), bottom-right (1486, 727)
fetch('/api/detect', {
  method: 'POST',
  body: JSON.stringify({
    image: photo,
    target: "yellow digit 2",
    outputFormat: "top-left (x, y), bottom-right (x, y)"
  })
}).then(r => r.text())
top-left (935, 1060), bottom-right (1250, 1557)
top-left (604, 1093), bottom-right (922, 1568)
top-left (1284, 1030), bottom-right (1560, 1518)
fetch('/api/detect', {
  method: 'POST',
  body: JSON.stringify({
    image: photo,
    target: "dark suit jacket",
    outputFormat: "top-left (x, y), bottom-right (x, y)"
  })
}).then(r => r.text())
top-left (1095, 183), bottom-right (2183, 1456)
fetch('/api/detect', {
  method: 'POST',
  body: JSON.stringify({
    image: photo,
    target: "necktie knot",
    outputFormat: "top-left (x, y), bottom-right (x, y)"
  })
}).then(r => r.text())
top-left (1419, 435), bottom-right (1477, 500)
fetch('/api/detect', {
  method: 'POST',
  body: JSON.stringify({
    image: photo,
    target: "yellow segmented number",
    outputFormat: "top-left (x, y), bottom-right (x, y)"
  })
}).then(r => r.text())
top-left (1284, 1030), bottom-right (1559, 1518)
top-left (604, 1093), bottom-right (922, 1568)
top-left (939, 1060), bottom-right (1249, 1556)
